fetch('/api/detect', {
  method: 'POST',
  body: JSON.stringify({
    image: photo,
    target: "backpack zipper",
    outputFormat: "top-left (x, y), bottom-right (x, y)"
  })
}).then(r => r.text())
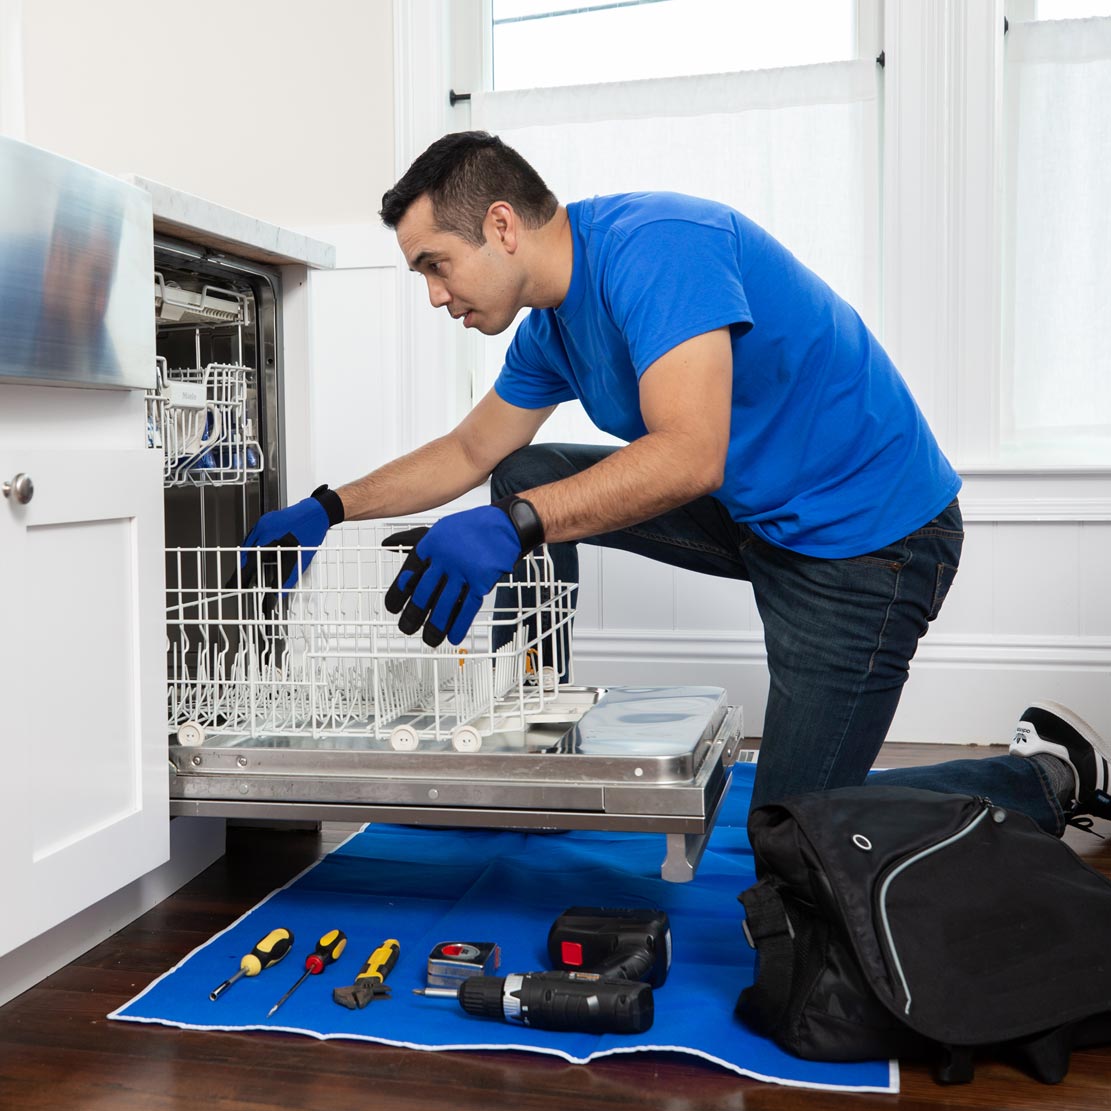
top-left (877, 798), bottom-right (993, 1016)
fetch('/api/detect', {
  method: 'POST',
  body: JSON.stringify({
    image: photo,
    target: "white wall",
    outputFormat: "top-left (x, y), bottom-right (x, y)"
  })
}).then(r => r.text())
top-left (20, 0), bottom-right (395, 228)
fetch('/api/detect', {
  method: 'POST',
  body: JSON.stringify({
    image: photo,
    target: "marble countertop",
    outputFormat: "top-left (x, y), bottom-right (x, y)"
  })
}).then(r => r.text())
top-left (123, 175), bottom-right (335, 270)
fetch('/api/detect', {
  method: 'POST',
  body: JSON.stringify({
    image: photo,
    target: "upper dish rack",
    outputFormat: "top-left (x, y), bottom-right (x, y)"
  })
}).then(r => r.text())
top-left (155, 272), bottom-right (252, 327)
top-left (146, 356), bottom-right (263, 487)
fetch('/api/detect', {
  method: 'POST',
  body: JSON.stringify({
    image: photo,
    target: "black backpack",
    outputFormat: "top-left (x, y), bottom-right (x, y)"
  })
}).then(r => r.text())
top-left (735, 785), bottom-right (1111, 1084)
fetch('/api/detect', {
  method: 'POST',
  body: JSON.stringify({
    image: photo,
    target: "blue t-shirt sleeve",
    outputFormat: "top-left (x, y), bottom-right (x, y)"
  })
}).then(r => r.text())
top-left (603, 220), bottom-right (754, 377)
top-left (494, 309), bottom-right (577, 410)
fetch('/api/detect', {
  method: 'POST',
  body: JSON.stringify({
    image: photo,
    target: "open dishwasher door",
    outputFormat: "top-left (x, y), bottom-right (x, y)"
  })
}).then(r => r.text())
top-left (165, 522), bottom-right (748, 882)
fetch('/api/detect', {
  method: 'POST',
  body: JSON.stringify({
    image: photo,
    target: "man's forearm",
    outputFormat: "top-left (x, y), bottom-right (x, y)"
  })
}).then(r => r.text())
top-left (522, 430), bottom-right (722, 544)
top-left (335, 434), bottom-right (491, 521)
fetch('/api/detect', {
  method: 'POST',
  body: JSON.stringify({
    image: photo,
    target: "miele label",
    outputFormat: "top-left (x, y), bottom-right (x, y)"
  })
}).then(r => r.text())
top-left (167, 381), bottom-right (207, 409)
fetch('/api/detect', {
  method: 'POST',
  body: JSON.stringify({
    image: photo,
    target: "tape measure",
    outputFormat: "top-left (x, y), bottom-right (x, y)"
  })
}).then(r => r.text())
top-left (426, 940), bottom-right (501, 989)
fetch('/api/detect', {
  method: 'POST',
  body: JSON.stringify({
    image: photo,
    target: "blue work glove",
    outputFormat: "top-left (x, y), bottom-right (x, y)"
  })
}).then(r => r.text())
top-left (383, 495), bottom-right (545, 647)
top-left (239, 484), bottom-right (345, 591)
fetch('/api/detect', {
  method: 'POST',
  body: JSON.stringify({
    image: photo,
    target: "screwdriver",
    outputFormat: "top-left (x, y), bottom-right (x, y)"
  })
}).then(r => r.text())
top-left (267, 928), bottom-right (348, 1017)
top-left (209, 927), bottom-right (294, 1001)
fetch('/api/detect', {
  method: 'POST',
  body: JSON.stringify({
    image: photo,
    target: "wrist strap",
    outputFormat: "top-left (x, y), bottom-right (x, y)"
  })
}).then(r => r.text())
top-left (492, 495), bottom-right (545, 553)
top-left (311, 484), bottom-right (346, 526)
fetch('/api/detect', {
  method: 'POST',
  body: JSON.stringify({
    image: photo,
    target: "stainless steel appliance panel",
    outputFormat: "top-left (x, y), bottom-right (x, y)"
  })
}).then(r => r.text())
top-left (0, 137), bottom-right (154, 389)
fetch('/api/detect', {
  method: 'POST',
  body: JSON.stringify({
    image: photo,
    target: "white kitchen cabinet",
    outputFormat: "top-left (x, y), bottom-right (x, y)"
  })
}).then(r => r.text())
top-left (0, 140), bottom-right (330, 995)
top-left (0, 137), bottom-right (171, 962)
top-left (0, 442), bottom-right (168, 958)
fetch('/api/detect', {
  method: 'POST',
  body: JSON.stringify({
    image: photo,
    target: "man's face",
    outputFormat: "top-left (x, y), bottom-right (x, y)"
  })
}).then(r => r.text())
top-left (396, 195), bottom-right (522, 336)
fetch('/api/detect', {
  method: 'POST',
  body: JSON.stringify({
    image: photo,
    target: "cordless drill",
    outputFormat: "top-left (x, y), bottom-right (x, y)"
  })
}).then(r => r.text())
top-left (453, 907), bottom-right (671, 1035)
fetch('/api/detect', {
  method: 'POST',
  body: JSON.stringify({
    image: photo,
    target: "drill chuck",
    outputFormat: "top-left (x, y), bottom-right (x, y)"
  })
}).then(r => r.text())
top-left (456, 973), bottom-right (516, 1020)
top-left (457, 971), bottom-right (654, 1034)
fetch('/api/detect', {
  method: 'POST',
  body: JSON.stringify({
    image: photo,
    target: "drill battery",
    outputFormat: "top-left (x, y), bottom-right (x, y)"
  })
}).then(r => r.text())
top-left (548, 907), bottom-right (671, 988)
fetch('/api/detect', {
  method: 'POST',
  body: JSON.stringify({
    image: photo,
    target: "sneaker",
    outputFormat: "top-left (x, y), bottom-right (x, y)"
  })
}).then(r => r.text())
top-left (1010, 701), bottom-right (1111, 819)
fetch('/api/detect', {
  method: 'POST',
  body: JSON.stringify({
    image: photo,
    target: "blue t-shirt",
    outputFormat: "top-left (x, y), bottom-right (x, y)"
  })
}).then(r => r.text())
top-left (494, 193), bottom-right (961, 558)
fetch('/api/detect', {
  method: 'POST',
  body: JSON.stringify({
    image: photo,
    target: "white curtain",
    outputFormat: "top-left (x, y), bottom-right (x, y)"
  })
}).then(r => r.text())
top-left (1004, 17), bottom-right (1111, 456)
top-left (470, 61), bottom-right (881, 445)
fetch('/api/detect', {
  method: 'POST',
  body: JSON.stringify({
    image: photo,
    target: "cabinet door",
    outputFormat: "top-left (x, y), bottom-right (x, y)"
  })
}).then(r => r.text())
top-left (0, 448), bottom-right (168, 957)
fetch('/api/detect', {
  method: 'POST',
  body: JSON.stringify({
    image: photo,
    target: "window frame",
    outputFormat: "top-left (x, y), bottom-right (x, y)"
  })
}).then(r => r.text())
top-left (484, 0), bottom-right (879, 92)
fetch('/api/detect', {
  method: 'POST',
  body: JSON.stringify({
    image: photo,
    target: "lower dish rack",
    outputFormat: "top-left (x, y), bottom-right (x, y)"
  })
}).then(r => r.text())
top-left (166, 520), bottom-right (576, 750)
top-left (166, 521), bottom-right (746, 881)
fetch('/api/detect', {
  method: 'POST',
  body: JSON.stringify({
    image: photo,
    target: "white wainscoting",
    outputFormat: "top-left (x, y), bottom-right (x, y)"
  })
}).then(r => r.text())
top-left (572, 499), bottom-right (1111, 745)
top-left (572, 624), bottom-right (1111, 745)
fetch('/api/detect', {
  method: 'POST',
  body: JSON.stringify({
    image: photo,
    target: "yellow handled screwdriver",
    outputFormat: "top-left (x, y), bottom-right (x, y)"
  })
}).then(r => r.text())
top-left (209, 927), bottom-right (295, 1001)
top-left (333, 939), bottom-right (401, 1009)
top-left (267, 928), bottom-right (348, 1017)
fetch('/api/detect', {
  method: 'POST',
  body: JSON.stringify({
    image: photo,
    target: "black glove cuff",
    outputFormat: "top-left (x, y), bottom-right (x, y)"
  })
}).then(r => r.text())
top-left (492, 495), bottom-right (545, 553)
top-left (311, 484), bottom-right (346, 527)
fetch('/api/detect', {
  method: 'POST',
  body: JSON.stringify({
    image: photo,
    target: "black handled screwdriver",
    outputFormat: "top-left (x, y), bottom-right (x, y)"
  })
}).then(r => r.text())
top-left (209, 927), bottom-right (294, 1001)
top-left (267, 928), bottom-right (348, 1017)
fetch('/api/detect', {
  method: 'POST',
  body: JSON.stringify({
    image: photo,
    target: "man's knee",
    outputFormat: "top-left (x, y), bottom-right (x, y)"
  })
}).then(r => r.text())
top-left (490, 444), bottom-right (569, 498)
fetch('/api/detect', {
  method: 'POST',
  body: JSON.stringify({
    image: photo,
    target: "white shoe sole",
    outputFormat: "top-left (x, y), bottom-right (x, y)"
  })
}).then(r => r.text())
top-left (1027, 700), bottom-right (1110, 758)
top-left (1016, 700), bottom-right (1111, 801)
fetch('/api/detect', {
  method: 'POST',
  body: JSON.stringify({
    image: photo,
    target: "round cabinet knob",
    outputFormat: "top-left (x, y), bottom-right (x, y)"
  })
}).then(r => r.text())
top-left (2, 474), bottom-right (34, 504)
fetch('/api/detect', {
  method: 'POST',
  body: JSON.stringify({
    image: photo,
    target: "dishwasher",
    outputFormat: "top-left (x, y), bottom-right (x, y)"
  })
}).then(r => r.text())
top-left (146, 236), bottom-right (747, 884)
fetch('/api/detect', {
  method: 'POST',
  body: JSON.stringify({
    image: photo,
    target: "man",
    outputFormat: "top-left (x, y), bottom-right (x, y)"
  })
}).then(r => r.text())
top-left (244, 131), bottom-right (1110, 833)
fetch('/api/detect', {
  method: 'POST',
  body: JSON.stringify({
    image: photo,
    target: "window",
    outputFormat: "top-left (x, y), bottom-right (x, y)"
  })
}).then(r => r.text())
top-left (444, 0), bottom-right (1108, 467)
top-left (1001, 5), bottom-right (1111, 462)
top-left (491, 0), bottom-right (857, 91)
top-left (1007, 0), bottom-right (1111, 21)
top-left (470, 0), bottom-right (878, 448)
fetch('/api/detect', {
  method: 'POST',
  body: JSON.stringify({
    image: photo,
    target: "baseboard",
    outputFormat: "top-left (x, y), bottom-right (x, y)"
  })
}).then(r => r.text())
top-left (0, 817), bottom-right (226, 1009)
top-left (571, 629), bottom-right (1111, 744)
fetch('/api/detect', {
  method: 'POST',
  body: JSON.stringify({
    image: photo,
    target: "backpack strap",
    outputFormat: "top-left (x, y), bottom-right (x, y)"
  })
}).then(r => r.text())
top-left (737, 881), bottom-right (797, 1032)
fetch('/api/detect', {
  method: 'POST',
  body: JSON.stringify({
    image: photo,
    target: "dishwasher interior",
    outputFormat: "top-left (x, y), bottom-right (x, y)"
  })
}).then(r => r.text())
top-left (148, 242), bottom-right (746, 882)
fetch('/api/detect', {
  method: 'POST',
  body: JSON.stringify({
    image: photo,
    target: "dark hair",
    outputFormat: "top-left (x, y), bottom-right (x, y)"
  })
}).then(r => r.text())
top-left (380, 131), bottom-right (558, 246)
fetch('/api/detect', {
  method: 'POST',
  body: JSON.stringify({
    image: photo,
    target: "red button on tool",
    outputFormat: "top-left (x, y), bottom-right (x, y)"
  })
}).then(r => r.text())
top-left (560, 941), bottom-right (584, 966)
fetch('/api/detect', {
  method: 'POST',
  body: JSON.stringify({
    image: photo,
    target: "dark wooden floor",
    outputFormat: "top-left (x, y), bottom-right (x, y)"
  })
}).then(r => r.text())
top-left (3, 742), bottom-right (1111, 1111)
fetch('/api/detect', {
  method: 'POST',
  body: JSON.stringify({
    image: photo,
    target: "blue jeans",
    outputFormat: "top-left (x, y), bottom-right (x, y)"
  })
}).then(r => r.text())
top-left (491, 443), bottom-right (1064, 835)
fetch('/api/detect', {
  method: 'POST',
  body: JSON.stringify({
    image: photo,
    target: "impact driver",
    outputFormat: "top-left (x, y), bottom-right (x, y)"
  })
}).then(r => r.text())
top-left (451, 907), bottom-right (671, 1035)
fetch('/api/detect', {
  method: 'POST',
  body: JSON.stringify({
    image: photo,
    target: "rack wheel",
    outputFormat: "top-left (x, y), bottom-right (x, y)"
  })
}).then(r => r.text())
top-left (177, 721), bottom-right (206, 747)
top-left (389, 725), bottom-right (420, 752)
top-left (451, 725), bottom-right (483, 753)
top-left (540, 666), bottom-right (559, 693)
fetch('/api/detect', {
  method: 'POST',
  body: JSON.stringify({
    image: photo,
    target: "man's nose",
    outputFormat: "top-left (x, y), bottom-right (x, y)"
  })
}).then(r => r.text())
top-left (426, 277), bottom-right (451, 308)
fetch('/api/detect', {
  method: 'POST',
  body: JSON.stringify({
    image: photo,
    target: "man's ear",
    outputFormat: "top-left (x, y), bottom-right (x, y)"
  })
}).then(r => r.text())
top-left (485, 201), bottom-right (519, 253)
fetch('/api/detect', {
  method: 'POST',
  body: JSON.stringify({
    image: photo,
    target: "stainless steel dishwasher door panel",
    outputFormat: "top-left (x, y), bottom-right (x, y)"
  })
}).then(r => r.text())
top-left (0, 137), bottom-right (154, 390)
top-left (168, 688), bottom-right (747, 881)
